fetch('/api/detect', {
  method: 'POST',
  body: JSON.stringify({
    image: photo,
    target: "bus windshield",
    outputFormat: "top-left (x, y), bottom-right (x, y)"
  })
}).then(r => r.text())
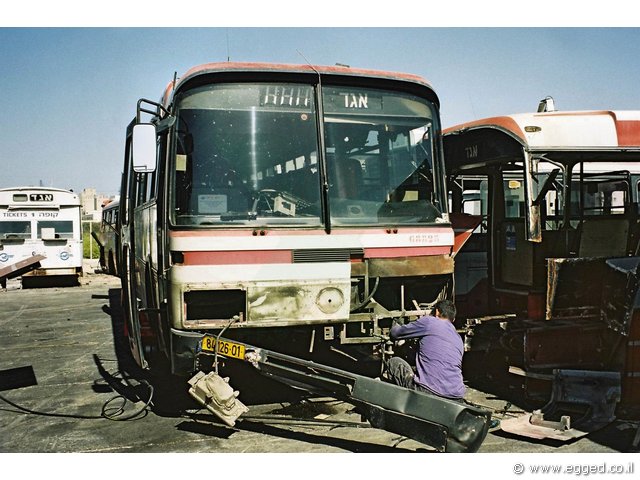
top-left (0, 221), bottom-right (31, 239)
top-left (171, 82), bottom-right (444, 227)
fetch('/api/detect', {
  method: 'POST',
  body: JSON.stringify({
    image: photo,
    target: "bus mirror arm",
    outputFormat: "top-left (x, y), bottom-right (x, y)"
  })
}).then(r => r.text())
top-left (155, 115), bottom-right (175, 134)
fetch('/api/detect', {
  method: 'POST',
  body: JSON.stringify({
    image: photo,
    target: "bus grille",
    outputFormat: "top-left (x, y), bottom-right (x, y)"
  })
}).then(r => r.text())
top-left (292, 248), bottom-right (364, 263)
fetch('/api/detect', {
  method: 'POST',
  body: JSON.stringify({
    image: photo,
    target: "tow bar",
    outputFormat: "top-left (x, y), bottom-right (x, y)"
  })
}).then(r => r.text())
top-left (188, 338), bottom-right (492, 453)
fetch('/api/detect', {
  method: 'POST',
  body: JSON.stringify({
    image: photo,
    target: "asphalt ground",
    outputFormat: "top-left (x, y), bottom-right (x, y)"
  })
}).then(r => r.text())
top-left (1, 263), bottom-right (638, 477)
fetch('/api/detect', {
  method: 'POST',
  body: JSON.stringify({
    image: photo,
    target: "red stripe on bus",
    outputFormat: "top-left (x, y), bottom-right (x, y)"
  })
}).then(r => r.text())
top-left (615, 120), bottom-right (640, 146)
top-left (183, 250), bottom-right (292, 265)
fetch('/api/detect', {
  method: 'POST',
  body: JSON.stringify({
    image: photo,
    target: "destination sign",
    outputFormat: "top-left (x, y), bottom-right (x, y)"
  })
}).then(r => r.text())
top-left (323, 88), bottom-right (382, 113)
top-left (29, 193), bottom-right (54, 202)
top-left (260, 85), bottom-right (312, 108)
top-left (322, 86), bottom-right (430, 118)
top-left (180, 83), bottom-right (431, 119)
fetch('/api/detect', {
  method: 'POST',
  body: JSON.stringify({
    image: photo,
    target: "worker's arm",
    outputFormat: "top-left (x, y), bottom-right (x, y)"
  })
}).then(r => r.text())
top-left (390, 316), bottom-right (429, 341)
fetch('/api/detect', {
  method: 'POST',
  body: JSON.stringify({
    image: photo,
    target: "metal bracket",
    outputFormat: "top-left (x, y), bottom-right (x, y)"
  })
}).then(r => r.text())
top-left (501, 369), bottom-right (621, 441)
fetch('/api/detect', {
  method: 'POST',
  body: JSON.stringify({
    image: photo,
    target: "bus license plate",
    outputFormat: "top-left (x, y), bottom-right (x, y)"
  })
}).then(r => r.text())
top-left (201, 337), bottom-right (245, 360)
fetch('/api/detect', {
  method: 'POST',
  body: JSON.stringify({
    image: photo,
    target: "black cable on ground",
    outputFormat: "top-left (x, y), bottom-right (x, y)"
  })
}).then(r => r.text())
top-left (0, 368), bottom-right (154, 422)
top-left (0, 393), bottom-right (103, 420)
top-left (99, 375), bottom-right (154, 421)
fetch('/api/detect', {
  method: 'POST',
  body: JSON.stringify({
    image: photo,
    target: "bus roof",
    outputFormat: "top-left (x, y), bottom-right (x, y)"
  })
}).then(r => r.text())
top-left (444, 110), bottom-right (640, 149)
top-left (0, 186), bottom-right (80, 207)
top-left (161, 61), bottom-right (437, 107)
top-left (444, 110), bottom-right (640, 172)
top-left (0, 186), bottom-right (77, 195)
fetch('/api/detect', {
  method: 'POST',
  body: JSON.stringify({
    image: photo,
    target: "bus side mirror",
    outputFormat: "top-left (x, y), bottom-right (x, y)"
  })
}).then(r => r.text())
top-left (132, 123), bottom-right (157, 173)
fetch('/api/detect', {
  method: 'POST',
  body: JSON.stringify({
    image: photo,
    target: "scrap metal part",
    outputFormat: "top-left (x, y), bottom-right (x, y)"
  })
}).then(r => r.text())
top-left (501, 369), bottom-right (621, 441)
top-left (499, 410), bottom-right (583, 442)
top-left (348, 376), bottom-right (490, 452)
top-left (187, 371), bottom-right (248, 427)
top-left (205, 338), bottom-right (492, 452)
top-left (0, 254), bottom-right (46, 287)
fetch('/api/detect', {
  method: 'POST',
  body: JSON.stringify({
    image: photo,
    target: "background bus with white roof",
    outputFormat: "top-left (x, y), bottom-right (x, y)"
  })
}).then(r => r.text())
top-left (444, 102), bottom-right (640, 410)
top-left (0, 186), bottom-right (83, 286)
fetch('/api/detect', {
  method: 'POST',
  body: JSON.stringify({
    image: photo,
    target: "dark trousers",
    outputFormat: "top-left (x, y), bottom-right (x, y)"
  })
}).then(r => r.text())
top-left (384, 356), bottom-right (463, 402)
top-left (385, 356), bottom-right (418, 389)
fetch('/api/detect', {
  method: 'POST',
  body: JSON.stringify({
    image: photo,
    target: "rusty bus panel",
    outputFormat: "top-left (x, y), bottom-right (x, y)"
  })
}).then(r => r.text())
top-left (601, 257), bottom-right (640, 408)
top-left (601, 257), bottom-right (640, 336)
top-left (545, 257), bottom-right (608, 321)
top-left (524, 324), bottom-right (621, 370)
top-left (368, 254), bottom-right (453, 277)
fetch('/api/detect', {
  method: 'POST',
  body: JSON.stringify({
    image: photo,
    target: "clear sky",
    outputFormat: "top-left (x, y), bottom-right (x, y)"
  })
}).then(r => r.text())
top-left (1, 25), bottom-right (639, 196)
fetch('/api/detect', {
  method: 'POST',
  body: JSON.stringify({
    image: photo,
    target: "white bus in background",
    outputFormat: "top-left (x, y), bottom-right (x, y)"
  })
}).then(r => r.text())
top-left (0, 187), bottom-right (83, 286)
top-left (97, 199), bottom-right (120, 276)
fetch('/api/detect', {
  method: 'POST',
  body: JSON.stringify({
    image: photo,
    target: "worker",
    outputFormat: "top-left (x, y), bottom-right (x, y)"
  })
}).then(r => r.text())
top-left (385, 299), bottom-right (465, 401)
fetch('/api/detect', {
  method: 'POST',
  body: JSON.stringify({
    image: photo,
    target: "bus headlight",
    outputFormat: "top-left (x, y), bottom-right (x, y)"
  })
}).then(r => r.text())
top-left (316, 287), bottom-right (345, 314)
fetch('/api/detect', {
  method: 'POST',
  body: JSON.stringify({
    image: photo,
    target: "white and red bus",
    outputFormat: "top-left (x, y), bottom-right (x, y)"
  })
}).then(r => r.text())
top-left (0, 186), bottom-right (83, 286)
top-left (121, 62), bottom-right (458, 375)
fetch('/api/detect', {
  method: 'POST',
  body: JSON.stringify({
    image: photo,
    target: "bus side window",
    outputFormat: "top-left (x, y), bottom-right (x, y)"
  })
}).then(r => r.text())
top-left (146, 170), bottom-right (156, 202)
top-left (146, 133), bottom-right (163, 202)
top-left (135, 172), bottom-right (148, 207)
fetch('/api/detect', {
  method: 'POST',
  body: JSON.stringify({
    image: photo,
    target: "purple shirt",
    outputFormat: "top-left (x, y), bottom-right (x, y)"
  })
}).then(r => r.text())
top-left (390, 315), bottom-right (465, 399)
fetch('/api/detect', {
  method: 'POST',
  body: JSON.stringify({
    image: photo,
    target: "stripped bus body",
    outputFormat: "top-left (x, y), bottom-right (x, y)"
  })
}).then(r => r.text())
top-left (444, 106), bottom-right (640, 413)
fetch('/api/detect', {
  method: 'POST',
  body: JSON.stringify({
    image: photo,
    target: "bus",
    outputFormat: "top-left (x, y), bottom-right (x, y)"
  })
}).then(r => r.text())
top-left (120, 62), bottom-right (459, 376)
top-left (96, 199), bottom-right (120, 276)
top-left (0, 186), bottom-right (83, 286)
top-left (444, 103), bottom-right (640, 408)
